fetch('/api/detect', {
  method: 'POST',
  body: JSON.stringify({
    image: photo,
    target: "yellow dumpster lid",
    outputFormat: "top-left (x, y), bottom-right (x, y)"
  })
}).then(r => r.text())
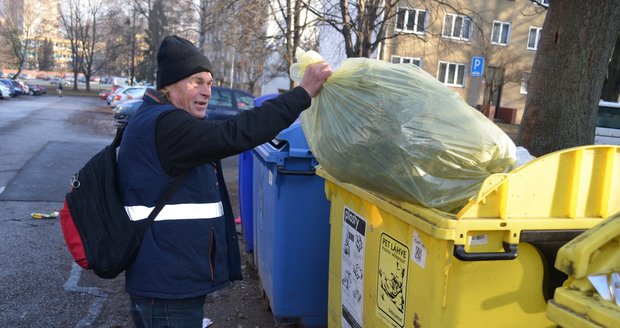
top-left (547, 287), bottom-right (620, 328)
top-left (555, 211), bottom-right (620, 279)
top-left (317, 146), bottom-right (620, 244)
top-left (457, 145), bottom-right (620, 220)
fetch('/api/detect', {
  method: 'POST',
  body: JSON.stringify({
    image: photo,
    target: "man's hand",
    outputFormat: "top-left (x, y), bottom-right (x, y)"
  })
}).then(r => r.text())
top-left (299, 62), bottom-right (332, 98)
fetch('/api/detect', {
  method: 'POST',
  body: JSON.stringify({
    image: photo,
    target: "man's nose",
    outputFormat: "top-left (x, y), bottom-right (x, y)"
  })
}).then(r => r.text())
top-left (201, 85), bottom-right (211, 97)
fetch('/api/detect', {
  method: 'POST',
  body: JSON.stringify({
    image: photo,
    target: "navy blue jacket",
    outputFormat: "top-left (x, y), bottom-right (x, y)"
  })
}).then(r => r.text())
top-left (117, 87), bottom-right (311, 298)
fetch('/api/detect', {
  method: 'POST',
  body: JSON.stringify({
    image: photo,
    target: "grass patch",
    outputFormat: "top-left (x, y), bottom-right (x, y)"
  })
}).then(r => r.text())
top-left (58, 88), bottom-right (101, 97)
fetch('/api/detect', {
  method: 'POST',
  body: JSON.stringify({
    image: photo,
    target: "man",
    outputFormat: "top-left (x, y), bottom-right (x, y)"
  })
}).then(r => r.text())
top-left (117, 35), bottom-right (331, 327)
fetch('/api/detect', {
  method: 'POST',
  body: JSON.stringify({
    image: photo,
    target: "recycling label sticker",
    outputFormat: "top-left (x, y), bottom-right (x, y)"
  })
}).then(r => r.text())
top-left (411, 231), bottom-right (426, 269)
top-left (341, 206), bottom-right (367, 328)
top-left (377, 233), bottom-right (409, 327)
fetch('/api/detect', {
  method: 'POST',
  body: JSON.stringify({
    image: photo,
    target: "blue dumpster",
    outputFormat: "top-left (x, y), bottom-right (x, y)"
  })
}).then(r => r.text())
top-left (238, 94), bottom-right (279, 253)
top-left (252, 120), bottom-right (330, 327)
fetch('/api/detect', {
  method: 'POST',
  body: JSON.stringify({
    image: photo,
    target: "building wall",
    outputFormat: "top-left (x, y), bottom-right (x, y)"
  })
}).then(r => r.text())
top-left (384, 0), bottom-right (547, 124)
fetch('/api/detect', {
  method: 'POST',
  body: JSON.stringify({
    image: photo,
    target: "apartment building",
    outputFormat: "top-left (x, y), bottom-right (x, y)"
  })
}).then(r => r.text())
top-left (383, 0), bottom-right (548, 124)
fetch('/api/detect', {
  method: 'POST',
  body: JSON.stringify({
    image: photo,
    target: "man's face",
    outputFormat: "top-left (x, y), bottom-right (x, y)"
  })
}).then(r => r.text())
top-left (166, 71), bottom-right (213, 119)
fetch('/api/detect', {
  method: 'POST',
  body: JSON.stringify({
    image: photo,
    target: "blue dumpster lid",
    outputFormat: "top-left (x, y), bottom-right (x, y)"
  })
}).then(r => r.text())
top-left (254, 93), bottom-right (279, 107)
top-left (252, 93), bottom-right (314, 164)
top-left (254, 118), bottom-right (315, 165)
top-left (275, 119), bottom-right (312, 158)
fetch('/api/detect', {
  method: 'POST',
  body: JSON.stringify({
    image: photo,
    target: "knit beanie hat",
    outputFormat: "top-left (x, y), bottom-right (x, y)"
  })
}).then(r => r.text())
top-left (156, 35), bottom-right (213, 89)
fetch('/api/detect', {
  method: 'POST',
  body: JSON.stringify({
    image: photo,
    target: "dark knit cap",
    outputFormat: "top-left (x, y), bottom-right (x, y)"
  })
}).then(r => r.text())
top-left (156, 35), bottom-right (213, 89)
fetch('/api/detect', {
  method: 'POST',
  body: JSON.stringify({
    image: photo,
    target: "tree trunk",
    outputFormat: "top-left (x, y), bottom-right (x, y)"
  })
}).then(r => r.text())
top-left (517, 1), bottom-right (620, 156)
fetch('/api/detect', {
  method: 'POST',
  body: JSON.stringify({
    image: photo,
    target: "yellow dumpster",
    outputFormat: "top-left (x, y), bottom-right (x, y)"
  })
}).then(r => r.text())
top-left (317, 145), bottom-right (620, 328)
top-left (546, 212), bottom-right (620, 328)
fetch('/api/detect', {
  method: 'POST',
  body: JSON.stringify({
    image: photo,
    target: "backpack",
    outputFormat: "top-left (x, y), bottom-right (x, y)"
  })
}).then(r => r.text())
top-left (59, 127), bottom-right (187, 279)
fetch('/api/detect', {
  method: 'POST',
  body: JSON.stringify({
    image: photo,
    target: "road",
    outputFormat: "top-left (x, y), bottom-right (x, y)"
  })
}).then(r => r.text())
top-left (0, 95), bottom-right (280, 327)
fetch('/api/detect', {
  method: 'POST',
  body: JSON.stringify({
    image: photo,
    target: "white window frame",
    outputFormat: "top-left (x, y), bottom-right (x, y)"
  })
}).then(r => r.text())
top-left (391, 55), bottom-right (423, 67)
top-left (491, 20), bottom-right (511, 46)
top-left (520, 72), bottom-right (530, 94)
top-left (527, 27), bottom-right (542, 50)
top-left (442, 13), bottom-right (473, 41)
top-left (395, 7), bottom-right (427, 34)
top-left (437, 61), bottom-right (466, 87)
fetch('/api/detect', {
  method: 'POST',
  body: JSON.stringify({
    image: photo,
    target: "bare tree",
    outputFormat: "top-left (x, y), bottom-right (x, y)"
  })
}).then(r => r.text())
top-left (181, 0), bottom-right (240, 51)
top-left (517, 1), bottom-right (620, 156)
top-left (76, 0), bottom-right (108, 91)
top-left (0, 1), bottom-right (41, 76)
top-left (99, 4), bottom-right (143, 81)
top-left (268, 0), bottom-right (320, 89)
top-left (306, 0), bottom-right (401, 58)
top-left (133, 0), bottom-right (170, 84)
top-left (227, 0), bottom-right (270, 93)
top-left (59, 0), bottom-right (83, 90)
top-left (195, 0), bottom-right (271, 93)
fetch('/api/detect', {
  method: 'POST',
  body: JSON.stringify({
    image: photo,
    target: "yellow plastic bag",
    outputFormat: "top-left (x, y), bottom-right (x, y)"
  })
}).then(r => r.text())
top-left (291, 50), bottom-right (516, 212)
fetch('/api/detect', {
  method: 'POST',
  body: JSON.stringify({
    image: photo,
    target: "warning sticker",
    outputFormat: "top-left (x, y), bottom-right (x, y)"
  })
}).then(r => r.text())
top-left (377, 233), bottom-right (409, 327)
top-left (342, 207), bottom-right (367, 328)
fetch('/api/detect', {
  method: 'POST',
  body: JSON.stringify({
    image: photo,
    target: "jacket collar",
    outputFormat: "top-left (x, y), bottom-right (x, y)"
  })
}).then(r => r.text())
top-left (143, 87), bottom-right (170, 105)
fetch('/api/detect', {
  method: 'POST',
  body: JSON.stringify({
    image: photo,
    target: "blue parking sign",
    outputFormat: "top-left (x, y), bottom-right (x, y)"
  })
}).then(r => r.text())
top-left (470, 56), bottom-right (485, 77)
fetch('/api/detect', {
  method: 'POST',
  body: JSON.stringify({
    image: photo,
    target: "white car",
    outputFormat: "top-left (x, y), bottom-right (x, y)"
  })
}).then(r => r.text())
top-left (595, 100), bottom-right (620, 146)
top-left (0, 83), bottom-right (10, 99)
top-left (109, 86), bottom-right (148, 108)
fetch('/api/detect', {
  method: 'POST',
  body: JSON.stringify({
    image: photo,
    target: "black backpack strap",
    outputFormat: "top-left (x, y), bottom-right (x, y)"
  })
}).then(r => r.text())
top-left (111, 125), bottom-right (125, 148)
top-left (114, 104), bottom-right (186, 226)
top-left (143, 170), bottom-right (189, 225)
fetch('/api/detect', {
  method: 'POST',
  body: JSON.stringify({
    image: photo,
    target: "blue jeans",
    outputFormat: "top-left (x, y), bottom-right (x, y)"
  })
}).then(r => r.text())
top-left (130, 295), bottom-right (206, 328)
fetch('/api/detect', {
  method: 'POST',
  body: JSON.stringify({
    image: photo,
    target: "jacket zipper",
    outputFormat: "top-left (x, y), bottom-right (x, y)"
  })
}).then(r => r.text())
top-left (209, 225), bottom-right (215, 281)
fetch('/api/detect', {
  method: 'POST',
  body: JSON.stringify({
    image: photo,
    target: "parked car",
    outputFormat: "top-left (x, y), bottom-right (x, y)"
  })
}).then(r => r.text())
top-left (99, 89), bottom-right (112, 100)
top-left (26, 84), bottom-right (44, 95)
top-left (106, 85), bottom-right (134, 104)
top-left (36, 73), bottom-right (50, 80)
top-left (0, 79), bottom-right (16, 97)
top-left (109, 86), bottom-right (148, 108)
top-left (50, 77), bottom-right (68, 85)
top-left (0, 83), bottom-right (10, 99)
top-left (595, 100), bottom-right (620, 145)
top-left (14, 80), bottom-right (29, 95)
top-left (9, 80), bottom-right (24, 96)
top-left (113, 98), bottom-right (144, 126)
top-left (207, 86), bottom-right (255, 121)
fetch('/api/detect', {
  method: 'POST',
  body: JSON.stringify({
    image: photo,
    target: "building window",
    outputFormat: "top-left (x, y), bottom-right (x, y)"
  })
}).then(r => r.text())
top-left (438, 61), bottom-right (466, 87)
top-left (442, 13), bottom-right (472, 41)
top-left (527, 27), bottom-right (542, 50)
top-left (520, 72), bottom-right (530, 94)
top-left (391, 55), bottom-right (422, 67)
top-left (491, 21), bottom-right (511, 46)
top-left (395, 7), bottom-right (427, 34)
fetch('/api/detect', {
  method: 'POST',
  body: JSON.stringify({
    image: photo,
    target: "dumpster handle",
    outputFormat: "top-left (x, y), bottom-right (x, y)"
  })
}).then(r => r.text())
top-left (276, 166), bottom-right (316, 176)
top-left (453, 242), bottom-right (518, 261)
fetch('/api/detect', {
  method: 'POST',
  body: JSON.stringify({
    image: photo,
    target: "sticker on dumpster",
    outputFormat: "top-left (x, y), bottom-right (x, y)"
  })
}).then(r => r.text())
top-left (342, 206), bottom-right (367, 328)
top-left (469, 234), bottom-right (488, 246)
top-left (411, 231), bottom-right (426, 269)
top-left (268, 170), bottom-right (273, 186)
top-left (377, 233), bottom-right (409, 328)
